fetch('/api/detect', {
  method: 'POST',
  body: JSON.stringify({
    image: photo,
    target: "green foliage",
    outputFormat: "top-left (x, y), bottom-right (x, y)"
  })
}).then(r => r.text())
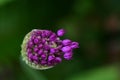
top-left (67, 65), bottom-right (118, 80)
top-left (20, 59), bottom-right (47, 80)
top-left (0, 0), bottom-right (13, 6)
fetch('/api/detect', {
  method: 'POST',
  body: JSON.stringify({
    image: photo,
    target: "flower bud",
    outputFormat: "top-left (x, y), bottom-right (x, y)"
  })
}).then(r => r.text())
top-left (21, 29), bottom-right (79, 70)
top-left (57, 29), bottom-right (65, 36)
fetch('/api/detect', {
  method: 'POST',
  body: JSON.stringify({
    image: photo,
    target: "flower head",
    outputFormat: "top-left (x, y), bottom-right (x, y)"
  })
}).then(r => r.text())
top-left (21, 29), bottom-right (79, 70)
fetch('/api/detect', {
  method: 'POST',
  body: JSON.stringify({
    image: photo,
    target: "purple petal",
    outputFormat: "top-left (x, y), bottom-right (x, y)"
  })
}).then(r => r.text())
top-left (62, 39), bottom-right (72, 46)
top-left (36, 30), bottom-right (42, 35)
top-left (44, 45), bottom-right (50, 50)
top-left (32, 55), bottom-right (38, 61)
top-left (34, 47), bottom-right (39, 53)
top-left (57, 45), bottom-right (63, 49)
top-left (41, 39), bottom-right (46, 43)
top-left (38, 44), bottom-right (43, 48)
top-left (57, 29), bottom-right (65, 36)
top-left (48, 56), bottom-right (55, 61)
top-left (63, 52), bottom-right (73, 60)
top-left (34, 38), bottom-right (39, 44)
top-left (27, 48), bottom-right (32, 53)
top-left (38, 49), bottom-right (43, 55)
top-left (31, 36), bottom-right (36, 40)
top-left (49, 33), bottom-right (57, 41)
top-left (55, 57), bottom-right (62, 63)
top-left (44, 30), bottom-right (52, 37)
top-left (41, 54), bottom-right (46, 59)
top-left (40, 60), bottom-right (47, 65)
top-left (28, 41), bottom-right (34, 48)
top-left (61, 46), bottom-right (72, 53)
top-left (41, 32), bottom-right (46, 38)
top-left (28, 53), bottom-right (33, 58)
top-left (71, 42), bottom-right (79, 48)
top-left (50, 48), bottom-right (56, 54)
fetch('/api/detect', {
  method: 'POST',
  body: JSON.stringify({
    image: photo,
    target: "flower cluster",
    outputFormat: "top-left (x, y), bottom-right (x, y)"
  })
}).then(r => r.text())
top-left (21, 29), bottom-right (79, 70)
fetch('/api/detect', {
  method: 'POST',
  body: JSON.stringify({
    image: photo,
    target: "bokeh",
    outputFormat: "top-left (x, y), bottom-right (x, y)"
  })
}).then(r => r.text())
top-left (0, 0), bottom-right (120, 80)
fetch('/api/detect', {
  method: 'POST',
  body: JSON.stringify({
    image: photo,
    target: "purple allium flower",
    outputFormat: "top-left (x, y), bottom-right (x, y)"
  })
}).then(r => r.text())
top-left (21, 29), bottom-right (79, 70)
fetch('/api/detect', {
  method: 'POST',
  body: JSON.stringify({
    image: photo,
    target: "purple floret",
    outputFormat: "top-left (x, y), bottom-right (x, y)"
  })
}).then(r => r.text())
top-left (61, 46), bottom-right (72, 53)
top-left (26, 29), bottom-right (79, 67)
top-left (62, 39), bottom-right (72, 46)
top-left (57, 29), bottom-right (65, 36)
top-left (63, 52), bottom-right (73, 60)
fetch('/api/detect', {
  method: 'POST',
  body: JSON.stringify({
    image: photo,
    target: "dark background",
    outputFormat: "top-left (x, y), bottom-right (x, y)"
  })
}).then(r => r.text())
top-left (0, 0), bottom-right (120, 80)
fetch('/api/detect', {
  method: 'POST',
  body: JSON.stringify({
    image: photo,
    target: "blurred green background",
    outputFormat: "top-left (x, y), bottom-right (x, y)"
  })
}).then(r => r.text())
top-left (0, 0), bottom-right (120, 80)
